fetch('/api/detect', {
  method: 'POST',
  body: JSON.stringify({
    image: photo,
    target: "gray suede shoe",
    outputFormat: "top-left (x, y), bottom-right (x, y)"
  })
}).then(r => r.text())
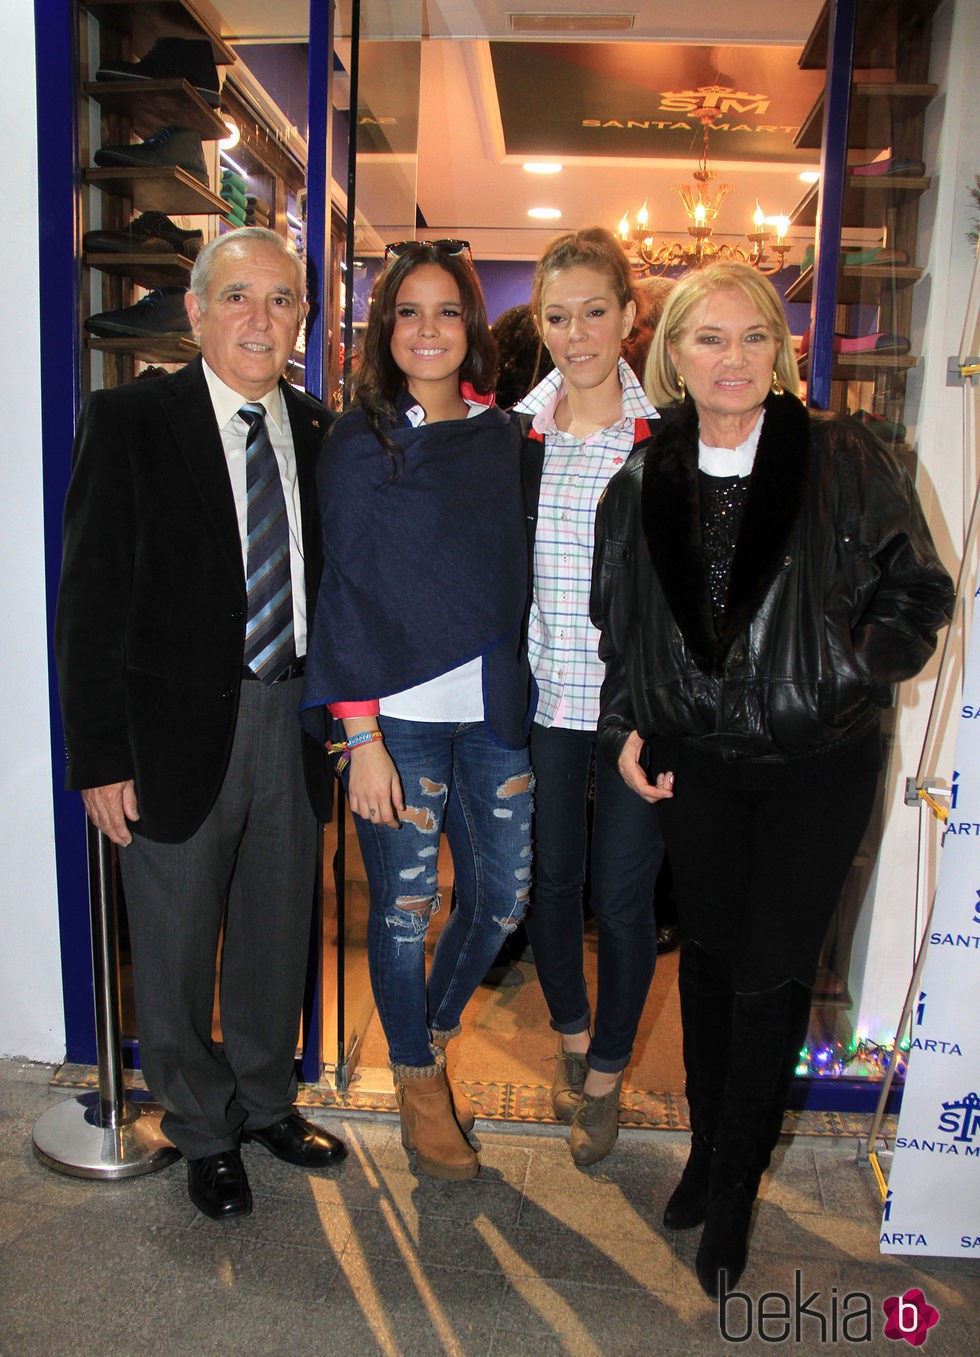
top-left (569, 1073), bottom-right (624, 1167)
top-left (551, 1044), bottom-right (588, 1122)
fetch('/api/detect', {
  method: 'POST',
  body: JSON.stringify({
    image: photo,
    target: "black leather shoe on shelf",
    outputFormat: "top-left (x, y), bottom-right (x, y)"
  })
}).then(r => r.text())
top-left (85, 287), bottom-right (192, 339)
top-left (96, 37), bottom-right (220, 107)
top-left (84, 210), bottom-right (204, 259)
top-left (186, 1149), bottom-right (252, 1219)
top-left (94, 126), bottom-right (209, 187)
top-left (242, 1113), bottom-right (347, 1169)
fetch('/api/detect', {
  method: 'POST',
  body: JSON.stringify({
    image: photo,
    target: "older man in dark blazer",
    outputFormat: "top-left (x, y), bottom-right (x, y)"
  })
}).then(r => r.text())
top-left (56, 228), bottom-right (344, 1219)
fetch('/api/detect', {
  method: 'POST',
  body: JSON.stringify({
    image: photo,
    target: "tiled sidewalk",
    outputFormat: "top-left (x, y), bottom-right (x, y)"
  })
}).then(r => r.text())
top-left (1, 1060), bottom-right (976, 1355)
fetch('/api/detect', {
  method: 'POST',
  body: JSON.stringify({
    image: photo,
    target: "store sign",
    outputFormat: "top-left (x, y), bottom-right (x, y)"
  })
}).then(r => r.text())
top-left (490, 42), bottom-right (823, 162)
top-left (881, 589), bottom-right (980, 1258)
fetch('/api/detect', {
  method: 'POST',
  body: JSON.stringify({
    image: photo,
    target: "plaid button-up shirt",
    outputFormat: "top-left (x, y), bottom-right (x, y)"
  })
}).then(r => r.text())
top-left (516, 360), bottom-right (659, 729)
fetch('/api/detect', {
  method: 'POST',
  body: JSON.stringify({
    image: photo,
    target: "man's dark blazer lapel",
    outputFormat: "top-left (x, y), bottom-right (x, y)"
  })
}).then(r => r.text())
top-left (160, 357), bottom-right (244, 584)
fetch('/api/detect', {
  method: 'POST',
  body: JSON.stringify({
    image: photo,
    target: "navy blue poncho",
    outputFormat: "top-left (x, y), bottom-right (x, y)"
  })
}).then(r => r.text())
top-left (300, 400), bottom-right (535, 749)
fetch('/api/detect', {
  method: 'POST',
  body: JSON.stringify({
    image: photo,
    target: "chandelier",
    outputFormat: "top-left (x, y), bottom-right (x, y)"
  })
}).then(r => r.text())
top-left (617, 111), bottom-right (791, 277)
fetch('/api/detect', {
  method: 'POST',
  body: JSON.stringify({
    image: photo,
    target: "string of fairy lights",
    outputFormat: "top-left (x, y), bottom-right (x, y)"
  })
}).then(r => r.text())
top-left (795, 1036), bottom-right (911, 1080)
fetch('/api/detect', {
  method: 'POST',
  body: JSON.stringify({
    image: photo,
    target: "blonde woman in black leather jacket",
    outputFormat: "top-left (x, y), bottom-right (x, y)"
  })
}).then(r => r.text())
top-left (591, 262), bottom-right (953, 1299)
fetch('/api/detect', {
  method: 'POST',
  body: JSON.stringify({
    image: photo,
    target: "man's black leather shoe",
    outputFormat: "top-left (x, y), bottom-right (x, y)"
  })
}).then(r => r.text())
top-left (85, 287), bottom-right (193, 339)
top-left (186, 1149), bottom-right (252, 1219)
top-left (242, 1113), bottom-right (347, 1168)
top-left (94, 126), bottom-right (209, 187)
top-left (96, 37), bottom-right (220, 107)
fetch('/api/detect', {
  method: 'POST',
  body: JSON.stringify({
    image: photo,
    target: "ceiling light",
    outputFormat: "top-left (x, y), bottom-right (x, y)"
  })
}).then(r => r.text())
top-left (219, 116), bottom-right (240, 151)
top-left (523, 162), bottom-right (563, 174)
top-left (509, 12), bottom-right (635, 33)
top-left (528, 207), bottom-right (562, 220)
top-left (800, 170), bottom-right (821, 183)
top-left (617, 114), bottom-right (790, 276)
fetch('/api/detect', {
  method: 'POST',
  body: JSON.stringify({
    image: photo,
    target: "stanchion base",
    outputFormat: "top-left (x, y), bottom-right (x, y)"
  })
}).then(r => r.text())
top-left (32, 1091), bottom-right (181, 1180)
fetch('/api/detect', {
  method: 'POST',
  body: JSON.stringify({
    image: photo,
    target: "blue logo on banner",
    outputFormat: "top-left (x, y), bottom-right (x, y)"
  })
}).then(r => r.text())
top-left (937, 1092), bottom-right (980, 1143)
top-left (916, 991), bottom-right (927, 1026)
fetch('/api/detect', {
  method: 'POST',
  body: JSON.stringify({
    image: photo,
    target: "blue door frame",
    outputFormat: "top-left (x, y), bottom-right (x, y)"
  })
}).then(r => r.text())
top-left (36, 0), bottom-right (335, 1080)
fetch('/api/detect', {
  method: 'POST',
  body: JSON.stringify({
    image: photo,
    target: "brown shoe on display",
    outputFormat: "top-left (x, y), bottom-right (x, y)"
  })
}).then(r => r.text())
top-left (569, 1072), bottom-right (624, 1168)
top-left (551, 1040), bottom-right (588, 1122)
top-left (393, 1049), bottom-right (479, 1181)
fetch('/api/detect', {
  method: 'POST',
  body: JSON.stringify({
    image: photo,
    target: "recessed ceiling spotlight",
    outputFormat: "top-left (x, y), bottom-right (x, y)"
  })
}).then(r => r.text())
top-left (800, 170), bottom-right (820, 183)
top-left (523, 162), bottom-right (563, 174)
top-left (528, 207), bottom-right (562, 220)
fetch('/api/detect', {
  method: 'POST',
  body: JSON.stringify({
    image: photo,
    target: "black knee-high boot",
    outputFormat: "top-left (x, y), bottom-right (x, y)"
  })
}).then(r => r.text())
top-left (663, 940), bottom-right (733, 1230)
top-left (695, 980), bottom-right (813, 1298)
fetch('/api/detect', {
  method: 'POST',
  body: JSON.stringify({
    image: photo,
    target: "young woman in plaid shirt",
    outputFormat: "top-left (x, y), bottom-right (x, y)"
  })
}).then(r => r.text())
top-left (514, 229), bottom-right (669, 1166)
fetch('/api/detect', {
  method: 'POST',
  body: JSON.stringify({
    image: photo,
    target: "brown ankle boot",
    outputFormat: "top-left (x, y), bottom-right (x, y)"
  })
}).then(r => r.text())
top-left (392, 1050), bottom-right (479, 1181)
top-left (430, 1027), bottom-right (475, 1134)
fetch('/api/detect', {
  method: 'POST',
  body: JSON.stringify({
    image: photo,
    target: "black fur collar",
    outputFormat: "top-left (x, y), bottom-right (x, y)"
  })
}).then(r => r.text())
top-left (641, 391), bottom-right (811, 673)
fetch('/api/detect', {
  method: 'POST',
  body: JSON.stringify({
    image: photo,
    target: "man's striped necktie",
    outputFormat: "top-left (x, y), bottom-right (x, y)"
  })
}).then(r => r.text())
top-left (240, 402), bottom-right (294, 684)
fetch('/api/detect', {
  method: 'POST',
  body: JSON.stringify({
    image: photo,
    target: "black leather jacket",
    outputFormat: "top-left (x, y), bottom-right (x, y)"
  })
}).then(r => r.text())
top-left (592, 391), bottom-right (954, 768)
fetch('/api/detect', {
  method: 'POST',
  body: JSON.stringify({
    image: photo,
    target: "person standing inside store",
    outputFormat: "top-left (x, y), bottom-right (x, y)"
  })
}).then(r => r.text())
top-left (514, 228), bottom-right (666, 1167)
top-left (301, 240), bottom-right (535, 1182)
top-left (621, 275), bottom-right (677, 381)
top-left (592, 261), bottom-right (953, 1296)
top-left (56, 228), bottom-right (347, 1222)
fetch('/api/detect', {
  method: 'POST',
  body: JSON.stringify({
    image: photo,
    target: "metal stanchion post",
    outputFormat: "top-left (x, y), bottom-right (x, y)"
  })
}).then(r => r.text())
top-left (32, 822), bottom-right (180, 1179)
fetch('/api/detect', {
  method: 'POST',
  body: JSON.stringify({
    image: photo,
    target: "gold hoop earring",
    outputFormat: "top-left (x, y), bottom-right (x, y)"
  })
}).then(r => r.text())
top-left (676, 373), bottom-right (686, 398)
top-left (771, 369), bottom-right (784, 396)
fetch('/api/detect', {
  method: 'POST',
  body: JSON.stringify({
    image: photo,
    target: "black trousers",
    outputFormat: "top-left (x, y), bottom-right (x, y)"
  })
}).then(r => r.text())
top-left (651, 726), bottom-right (882, 992)
top-left (119, 677), bottom-right (320, 1159)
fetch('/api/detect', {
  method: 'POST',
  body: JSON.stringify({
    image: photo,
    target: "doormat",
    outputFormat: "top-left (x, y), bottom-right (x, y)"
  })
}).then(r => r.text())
top-left (49, 1064), bottom-right (895, 1139)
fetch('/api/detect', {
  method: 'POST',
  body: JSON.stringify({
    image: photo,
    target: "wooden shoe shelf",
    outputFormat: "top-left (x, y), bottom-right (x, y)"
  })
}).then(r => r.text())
top-left (84, 249), bottom-right (197, 291)
top-left (83, 76), bottom-right (228, 141)
top-left (83, 165), bottom-right (226, 216)
top-left (79, 0), bottom-right (233, 380)
top-left (82, 0), bottom-right (235, 64)
top-left (787, 262), bottom-right (922, 307)
top-left (78, 0), bottom-right (308, 385)
top-left (790, 0), bottom-right (939, 419)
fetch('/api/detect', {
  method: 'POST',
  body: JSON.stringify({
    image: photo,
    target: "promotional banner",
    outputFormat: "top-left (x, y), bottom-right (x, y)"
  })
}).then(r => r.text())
top-left (881, 589), bottom-right (980, 1258)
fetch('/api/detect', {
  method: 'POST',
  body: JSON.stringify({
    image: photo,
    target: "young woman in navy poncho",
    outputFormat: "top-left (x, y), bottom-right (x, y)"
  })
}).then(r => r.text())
top-left (302, 242), bottom-right (535, 1180)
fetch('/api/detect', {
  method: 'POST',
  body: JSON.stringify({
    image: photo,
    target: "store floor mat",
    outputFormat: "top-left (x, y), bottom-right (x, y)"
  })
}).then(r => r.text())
top-left (48, 1063), bottom-right (894, 1139)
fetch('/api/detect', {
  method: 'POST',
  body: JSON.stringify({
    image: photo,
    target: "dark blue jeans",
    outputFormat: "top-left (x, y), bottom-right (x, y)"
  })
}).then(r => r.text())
top-left (526, 722), bottom-right (664, 1074)
top-left (351, 717), bottom-right (533, 1068)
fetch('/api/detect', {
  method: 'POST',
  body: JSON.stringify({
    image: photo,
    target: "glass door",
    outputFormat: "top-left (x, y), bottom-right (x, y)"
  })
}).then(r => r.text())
top-left (327, 2), bottom-right (424, 1089)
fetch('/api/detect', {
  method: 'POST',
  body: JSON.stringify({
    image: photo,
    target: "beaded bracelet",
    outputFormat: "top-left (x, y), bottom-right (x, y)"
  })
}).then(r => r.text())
top-left (326, 728), bottom-right (384, 772)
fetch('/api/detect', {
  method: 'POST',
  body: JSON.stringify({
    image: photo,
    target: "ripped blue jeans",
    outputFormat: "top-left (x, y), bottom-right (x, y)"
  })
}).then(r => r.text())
top-left (351, 717), bottom-right (533, 1068)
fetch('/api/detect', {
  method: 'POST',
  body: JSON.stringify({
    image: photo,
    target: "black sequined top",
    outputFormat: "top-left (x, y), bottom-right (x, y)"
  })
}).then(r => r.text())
top-left (699, 471), bottom-right (751, 627)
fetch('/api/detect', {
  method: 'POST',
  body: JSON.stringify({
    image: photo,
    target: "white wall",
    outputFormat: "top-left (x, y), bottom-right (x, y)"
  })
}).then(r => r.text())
top-left (0, 7), bottom-right (66, 1060)
top-left (850, 0), bottom-right (980, 1040)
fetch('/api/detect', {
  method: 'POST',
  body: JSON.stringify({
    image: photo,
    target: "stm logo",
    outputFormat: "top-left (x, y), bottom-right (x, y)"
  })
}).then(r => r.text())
top-left (937, 1091), bottom-right (980, 1144)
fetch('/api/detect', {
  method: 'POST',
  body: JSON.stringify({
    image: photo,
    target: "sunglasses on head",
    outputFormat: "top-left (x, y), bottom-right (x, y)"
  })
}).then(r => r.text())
top-left (384, 238), bottom-right (472, 262)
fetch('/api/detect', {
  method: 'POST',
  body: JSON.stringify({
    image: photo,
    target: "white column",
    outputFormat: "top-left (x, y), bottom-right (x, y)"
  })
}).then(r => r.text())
top-left (0, 7), bottom-right (66, 1060)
